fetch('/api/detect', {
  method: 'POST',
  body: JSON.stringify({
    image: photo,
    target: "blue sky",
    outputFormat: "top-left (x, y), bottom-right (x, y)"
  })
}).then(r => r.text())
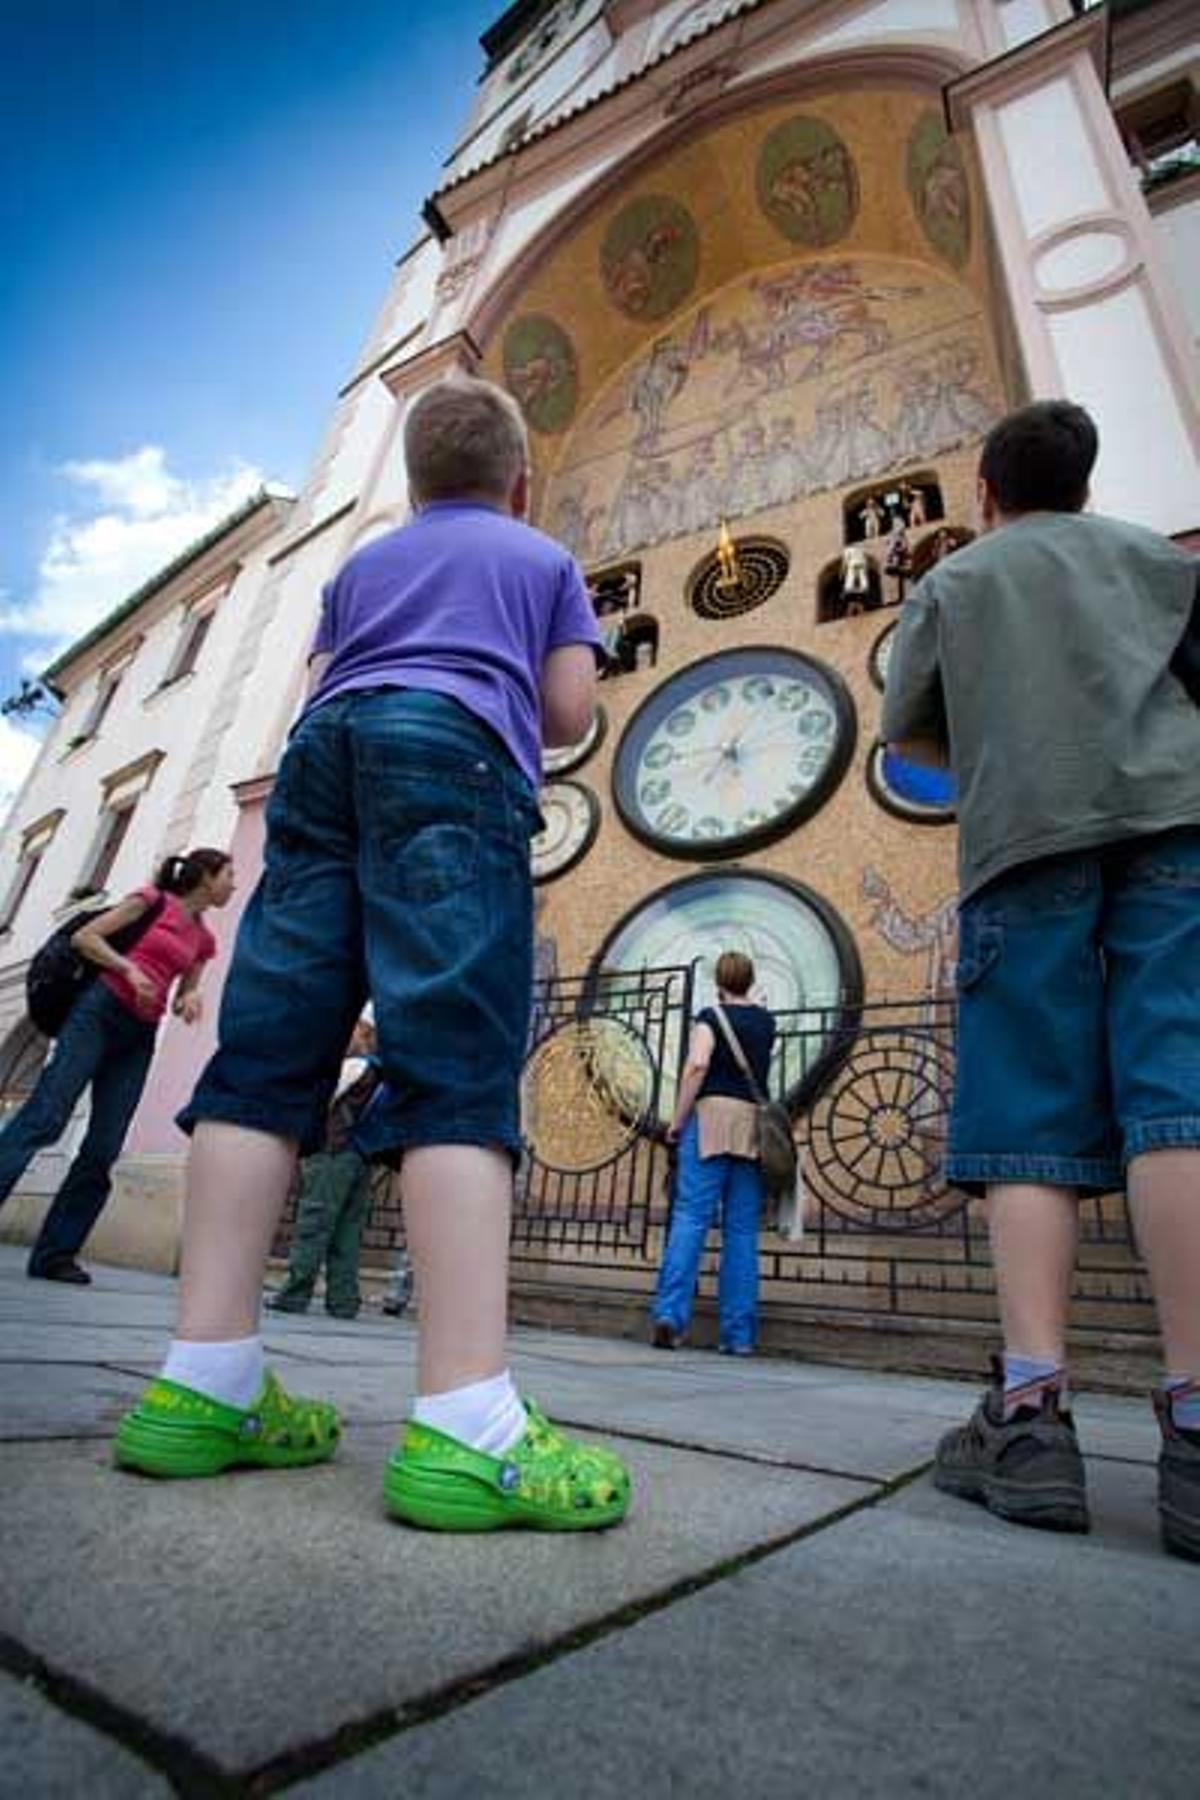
top-left (0, 0), bottom-right (499, 801)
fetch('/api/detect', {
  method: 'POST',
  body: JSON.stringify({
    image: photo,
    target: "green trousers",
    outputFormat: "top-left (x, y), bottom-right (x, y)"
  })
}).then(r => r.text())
top-left (277, 1149), bottom-right (372, 1316)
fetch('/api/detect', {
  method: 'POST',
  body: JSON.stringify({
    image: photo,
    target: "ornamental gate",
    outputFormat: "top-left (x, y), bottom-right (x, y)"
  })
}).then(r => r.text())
top-left (297, 971), bottom-right (1152, 1339)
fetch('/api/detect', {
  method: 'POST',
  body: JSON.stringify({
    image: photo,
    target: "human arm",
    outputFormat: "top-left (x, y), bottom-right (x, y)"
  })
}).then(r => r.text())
top-left (541, 557), bottom-right (604, 748)
top-left (306, 652), bottom-right (332, 701)
top-left (71, 896), bottom-right (157, 1011)
top-left (879, 586), bottom-right (949, 764)
top-left (171, 962), bottom-right (205, 1026)
top-left (667, 1022), bottom-right (715, 1141)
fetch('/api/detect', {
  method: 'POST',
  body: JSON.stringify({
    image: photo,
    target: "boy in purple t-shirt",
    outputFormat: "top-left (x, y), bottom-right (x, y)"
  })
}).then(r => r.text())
top-left (115, 377), bottom-right (631, 1532)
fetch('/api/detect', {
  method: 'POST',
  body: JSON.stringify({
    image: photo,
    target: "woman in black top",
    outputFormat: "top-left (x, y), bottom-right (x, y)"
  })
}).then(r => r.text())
top-left (651, 950), bottom-right (776, 1354)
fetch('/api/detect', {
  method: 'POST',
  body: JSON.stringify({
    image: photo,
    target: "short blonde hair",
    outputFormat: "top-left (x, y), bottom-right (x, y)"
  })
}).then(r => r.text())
top-left (404, 375), bottom-right (529, 504)
top-left (715, 951), bottom-right (755, 996)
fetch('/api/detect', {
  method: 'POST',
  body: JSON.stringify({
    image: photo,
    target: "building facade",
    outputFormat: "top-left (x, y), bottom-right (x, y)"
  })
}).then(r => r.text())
top-left (0, 0), bottom-right (1195, 1276)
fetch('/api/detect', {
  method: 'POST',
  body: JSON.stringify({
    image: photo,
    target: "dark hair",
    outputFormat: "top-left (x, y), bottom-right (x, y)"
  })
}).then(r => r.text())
top-left (978, 400), bottom-right (1098, 515)
top-left (715, 950), bottom-right (755, 997)
top-left (155, 848), bottom-right (231, 896)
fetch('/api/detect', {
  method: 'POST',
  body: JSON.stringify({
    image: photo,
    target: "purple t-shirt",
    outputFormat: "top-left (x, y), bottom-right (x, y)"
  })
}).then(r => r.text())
top-left (306, 501), bottom-right (603, 788)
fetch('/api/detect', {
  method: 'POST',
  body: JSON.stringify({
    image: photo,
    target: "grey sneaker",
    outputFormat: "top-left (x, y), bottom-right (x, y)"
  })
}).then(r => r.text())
top-left (1153, 1389), bottom-right (1200, 1563)
top-left (934, 1361), bottom-right (1090, 1532)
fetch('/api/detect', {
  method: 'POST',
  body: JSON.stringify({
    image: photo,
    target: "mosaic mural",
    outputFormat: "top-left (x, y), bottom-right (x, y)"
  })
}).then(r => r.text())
top-left (545, 258), bottom-right (1003, 562)
top-left (756, 116), bottom-right (859, 248)
top-left (907, 113), bottom-right (971, 269)
top-left (502, 314), bottom-right (580, 434)
top-left (601, 194), bottom-right (700, 321)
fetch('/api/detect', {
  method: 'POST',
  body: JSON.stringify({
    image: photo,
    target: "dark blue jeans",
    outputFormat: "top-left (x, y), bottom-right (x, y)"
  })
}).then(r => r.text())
top-left (181, 689), bottom-right (540, 1159)
top-left (0, 984), bottom-right (156, 1272)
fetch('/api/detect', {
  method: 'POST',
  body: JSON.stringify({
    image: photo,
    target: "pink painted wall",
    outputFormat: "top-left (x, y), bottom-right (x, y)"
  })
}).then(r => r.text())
top-left (125, 795), bottom-right (268, 1153)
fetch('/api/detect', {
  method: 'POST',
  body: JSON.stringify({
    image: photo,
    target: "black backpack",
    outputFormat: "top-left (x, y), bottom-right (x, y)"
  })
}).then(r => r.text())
top-left (26, 892), bottom-right (166, 1037)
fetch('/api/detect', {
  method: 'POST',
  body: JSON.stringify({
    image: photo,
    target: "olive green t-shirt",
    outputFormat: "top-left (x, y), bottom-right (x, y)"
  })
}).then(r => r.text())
top-left (881, 512), bottom-right (1200, 900)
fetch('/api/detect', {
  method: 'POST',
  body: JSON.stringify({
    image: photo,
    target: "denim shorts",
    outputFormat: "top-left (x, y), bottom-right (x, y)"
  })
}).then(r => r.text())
top-left (947, 827), bottom-right (1200, 1195)
top-left (180, 689), bottom-right (540, 1158)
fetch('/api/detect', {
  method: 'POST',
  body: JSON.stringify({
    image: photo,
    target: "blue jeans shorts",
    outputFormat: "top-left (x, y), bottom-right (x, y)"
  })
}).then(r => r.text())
top-left (180, 689), bottom-right (540, 1159)
top-left (947, 827), bottom-right (1200, 1195)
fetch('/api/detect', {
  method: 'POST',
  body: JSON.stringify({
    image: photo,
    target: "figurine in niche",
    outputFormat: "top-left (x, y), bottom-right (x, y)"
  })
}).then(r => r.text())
top-left (884, 520), bottom-right (912, 600)
top-left (840, 543), bottom-right (874, 617)
top-left (930, 527), bottom-right (958, 565)
top-left (902, 483), bottom-right (928, 528)
top-left (859, 494), bottom-right (885, 539)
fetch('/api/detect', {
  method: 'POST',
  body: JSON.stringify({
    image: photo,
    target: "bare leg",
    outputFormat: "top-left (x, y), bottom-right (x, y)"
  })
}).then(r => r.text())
top-left (987, 1182), bottom-right (1079, 1363)
top-left (401, 1144), bottom-right (511, 1395)
top-left (1128, 1149), bottom-right (1200, 1372)
top-left (177, 1122), bottom-right (298, 1341)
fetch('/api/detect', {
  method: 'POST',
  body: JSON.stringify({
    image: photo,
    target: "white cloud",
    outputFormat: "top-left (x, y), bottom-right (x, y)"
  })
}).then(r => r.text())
top-left (0, 714), bottom-right (42, 829)
top-left (0, 447), bottom-right (267, 664)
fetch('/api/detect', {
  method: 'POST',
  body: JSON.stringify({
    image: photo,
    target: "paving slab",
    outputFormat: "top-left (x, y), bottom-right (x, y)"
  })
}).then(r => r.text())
top-left (0, 1670), bottom-right (170, 1798)
top-left (297, 1458), bottom-right (1200, 1800)
top-left (0, 1423), bottom-right (863, 1775)
top-left (0, 1362), bottom-right (146, 1440)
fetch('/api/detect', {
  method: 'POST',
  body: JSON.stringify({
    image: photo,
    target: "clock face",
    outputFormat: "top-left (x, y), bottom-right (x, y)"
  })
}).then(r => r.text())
top-left (542, 705), bottom-right (606, 777)
top-left (591, 869), bottom-right (862, 1121)
top-left (869, 622), bottom-right (897, 693)
top-left (866, 742), bottom-right (956, 824)
top-left (532, 780), bottom-right (601, 882)
top-left (612, 647), bottom-right (855, 859)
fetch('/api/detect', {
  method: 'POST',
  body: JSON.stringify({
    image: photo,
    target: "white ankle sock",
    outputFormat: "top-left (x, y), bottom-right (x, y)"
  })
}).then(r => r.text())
top-left (162, 1336), bottom-right (265, 1410)
top-left (413, 1370), bottom-right (526, 1455)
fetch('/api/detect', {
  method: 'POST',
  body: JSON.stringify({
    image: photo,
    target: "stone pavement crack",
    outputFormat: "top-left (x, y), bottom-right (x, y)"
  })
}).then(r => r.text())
top-left (236, 1460), bottom-right (932, 1797)
top-left (549, 1412), bottom-right (888, 1485)
top-left (0, 1630), bottom-right (233, 1799)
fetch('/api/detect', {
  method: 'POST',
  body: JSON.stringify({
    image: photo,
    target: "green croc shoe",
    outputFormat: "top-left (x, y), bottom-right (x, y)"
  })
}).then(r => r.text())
top-left (383, 1399), bottom-right (631, 1532)
top-left (113, 1370), bottom-right (341, 1478)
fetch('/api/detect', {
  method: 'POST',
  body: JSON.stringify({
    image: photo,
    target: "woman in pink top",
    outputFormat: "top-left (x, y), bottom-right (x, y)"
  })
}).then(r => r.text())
top-left (0, 848), bottom-right (235, 1284)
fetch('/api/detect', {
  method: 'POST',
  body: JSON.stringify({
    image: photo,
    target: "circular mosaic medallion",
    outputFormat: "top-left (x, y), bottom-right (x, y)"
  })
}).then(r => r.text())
top-left (543, 706), bottom-right (607, 777)
top-left (601, 194), bottom-right (700, 321)
top-left (591, 868), bottom-right (862, 1124)
top-left (502, 315), bottom-right (579, 434)
top-left (532, 781), bottom-right (601, 882)
top-left (869, 622), bottom-right (897, 693)
top-left (688, 537), bottom-right (790, 621)
top-left (756, 115), bottom-right (859, 247)
top-left (908, 113), bottom-right (971, 268)
top-left (804, 1027), bottom-right (964, 1229)
top-left (866, 741), bottom-right (956, 824)
top-left (612, 646), bottom-right (855, 859)
top-left (521, 1017), bottom-right (656, 1172)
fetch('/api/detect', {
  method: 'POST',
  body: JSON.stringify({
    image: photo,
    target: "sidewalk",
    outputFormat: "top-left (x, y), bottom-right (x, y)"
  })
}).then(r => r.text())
top-left (0, 1244), bottom-right (1194, 1799)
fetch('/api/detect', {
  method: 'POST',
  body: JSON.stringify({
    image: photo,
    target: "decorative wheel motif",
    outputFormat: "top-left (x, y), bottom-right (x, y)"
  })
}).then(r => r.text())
top-left (521, 1018), bottom-right (657, 1173)
top-left (688, 538), bottom-right (790, 620)
top-left (804, 1028), bottom-right (965, 1229)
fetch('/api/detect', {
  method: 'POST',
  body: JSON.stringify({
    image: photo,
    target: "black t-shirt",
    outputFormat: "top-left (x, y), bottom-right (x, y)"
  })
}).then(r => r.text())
top-left (696, 1004), bottom-right (776, 1103)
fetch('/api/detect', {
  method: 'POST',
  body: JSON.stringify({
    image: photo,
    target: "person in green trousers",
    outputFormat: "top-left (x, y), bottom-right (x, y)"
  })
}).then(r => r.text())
top-left (267, 1013), bottom-right (380, 1320)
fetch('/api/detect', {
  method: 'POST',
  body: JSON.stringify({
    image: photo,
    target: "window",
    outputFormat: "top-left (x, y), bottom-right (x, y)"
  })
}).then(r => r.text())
top-left (73, 803), bottom-right (136, 900)
top-left (66, 669), bottom-right (123, 751)
top-left (71, 751), bottom-right (164, 900)
top-left (160, 606), bottom-right (215, 688)
top-left (1118, 79), bottom-right (1199, 187)
top-left (0, 810), bottom-right (64, 933)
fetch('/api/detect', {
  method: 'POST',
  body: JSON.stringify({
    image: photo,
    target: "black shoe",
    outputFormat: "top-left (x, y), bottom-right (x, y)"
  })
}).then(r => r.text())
top-left (1153, 1389), bottom-right (1200, 1562)
top-left (651, 1322), bottom-right (680, 1350)
top-left (29, 1258), bottom-right (91, 1286)
top-left (934, 1357), bottom-right (1090, 1532)
top-left (265, 1291), bottom-right (310, 1314)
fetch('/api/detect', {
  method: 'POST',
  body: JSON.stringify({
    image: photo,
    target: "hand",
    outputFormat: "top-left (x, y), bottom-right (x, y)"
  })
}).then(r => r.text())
top-left (666, 1122), bottom-right (683, 1145)
top-left (174, 991), bottom-right (203, 1026)
top-left (124, 965), bottom-right (157, 1012)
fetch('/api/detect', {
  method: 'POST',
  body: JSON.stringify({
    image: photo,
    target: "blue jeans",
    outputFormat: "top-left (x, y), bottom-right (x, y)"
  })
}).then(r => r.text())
top-left (948, 827), bottom-right (1200, 1195)
top-left (0, 984), bottom-right (156, 1272)
top-left (181, 689), bottom-right (540, 1158)
top-left (653, 1117), bottom-right (765, 1350)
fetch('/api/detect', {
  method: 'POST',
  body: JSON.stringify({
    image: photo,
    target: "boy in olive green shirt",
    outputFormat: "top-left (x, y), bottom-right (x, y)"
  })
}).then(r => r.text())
top-left (884, 400), bottom-right (1200, 1559)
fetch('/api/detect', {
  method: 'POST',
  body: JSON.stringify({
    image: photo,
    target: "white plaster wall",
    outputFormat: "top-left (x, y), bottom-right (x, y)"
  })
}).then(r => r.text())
top-left (305, 378), bottom-right (397, 523)
top-left (1047, 281), bottom-right (1200, 534)
top-left (995, 78), bottom-right (1109, 239)
top-left (355, 239), bottom-right (440, 372)
top-left (995, 0), bottom-right (1054, 52)
top-left (448, 12), bottom-right (613, 182)
top-left (744, 0), bottom-right (963, 76)
top-left (1153, 190), bottom-right (1200, 348)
